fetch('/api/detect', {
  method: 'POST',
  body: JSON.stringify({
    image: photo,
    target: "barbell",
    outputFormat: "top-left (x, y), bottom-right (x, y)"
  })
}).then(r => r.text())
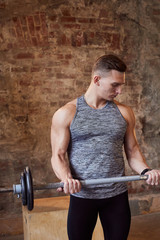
top-left (0, 166), bottom-right (148, 211)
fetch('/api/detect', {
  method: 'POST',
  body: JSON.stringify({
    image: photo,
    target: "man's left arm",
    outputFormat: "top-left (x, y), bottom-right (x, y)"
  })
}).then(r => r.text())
top-left (123, 106), bottom-right (160, 185)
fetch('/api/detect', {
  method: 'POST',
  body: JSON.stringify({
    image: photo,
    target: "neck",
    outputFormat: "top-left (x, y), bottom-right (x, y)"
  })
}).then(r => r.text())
top-left (84, 86), bottom-right (107, 109)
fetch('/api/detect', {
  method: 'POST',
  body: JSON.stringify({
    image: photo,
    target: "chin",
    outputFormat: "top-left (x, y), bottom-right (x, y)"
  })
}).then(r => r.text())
top-left (108, 96), bottom-right (115, 101)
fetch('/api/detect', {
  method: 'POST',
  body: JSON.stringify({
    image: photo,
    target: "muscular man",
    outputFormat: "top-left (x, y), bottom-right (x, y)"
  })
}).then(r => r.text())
top-left (51, 55), bottom-right (160, 240)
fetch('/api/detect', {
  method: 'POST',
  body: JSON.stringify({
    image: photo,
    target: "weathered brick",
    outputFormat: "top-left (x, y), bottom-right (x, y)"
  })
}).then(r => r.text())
top-left (20, 16), bottom-right (27, 26)
top-left (65, 54), bottom-right (72, 59)
top-left (14, 115), bottom-right (28, 123)
top-left (71, 31), bottom-right (87, 47)
top-left (59, 60), bottom-right (69, 66)
top-left (49, 32), bottom-right (54, 38)
top-left (31, 80), bottom-right (43, 86)
top-left (111, 33), bottom-right (120, 49)
top-left (60, 16), bottom-right (76, 22)
top-left (31, 36), bottom-right (38, 46)
top-left (35, 26), bottom-right (41, 31)
top-left (89, 32), bottom-right (95, 38)
top-left (27, 16), bottom-right (35, 36)
top-left (7, 43), bottom-right (13, 49)
top-left (42, 35), bottom-right (48, 45)
top-left (13, 17), bottom-right (23, 38)
top-left (87, 31), bottom-right (112, 45)
top-left (89, 18), bottom-right (96, 24)
top-left (56, 54), bottom-right (64, 59)
top-left (44, 67), bottom-right (52, 72)
top-left (49, 15), bottom-right (57, 21)
top-left (19, 80), bottom-right (31, 86)
top-left (40, 12), bottom-right (46, 22)
top-left (50, 23), bottom-right (60, 29)
top-left (99, 9), bottom-right (108, 18)
top-left (0, 96), bottom-right (8, 103)
top-left (16, 52), bottom-right (34, 59)
top-left (34, 14), bottom-right (41, 26)
top-left (12, 16), bottom-right (18, 22)
top-left (41, 23), bottom-right (48, 35)
top-left (11, 67), bottom-right (29, 72)
top-left (30, 67), bottom-right (41, 72)
top-left (77, 18), bottom-right (89, 23)
top-left (9, 28), bottom-right (17, 37)
top-left (41, 88), bottom-right (55, 94)
top-left (61, 9), bottom-right (71, 16)
top-left (102, 25), bottom-right (115, 31)
top-left (64, 24), bottom-right (81, 29)
top-left (57, 33), bottom-right (70, 45)
top-left (56, 73), bottom-right (75, 79)
top-left (0, 2), bottom-right (5, 8)
top-left (22, 26), bottom-right (28, 34)
top-left (98, 18), bottom-right (114, 25)
top-left (152, 9), bottom-right (160, 15)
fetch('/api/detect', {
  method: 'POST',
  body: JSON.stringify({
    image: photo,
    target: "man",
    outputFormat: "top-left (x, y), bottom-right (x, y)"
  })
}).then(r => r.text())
top-left (51, 55), bottom-right (160, 240)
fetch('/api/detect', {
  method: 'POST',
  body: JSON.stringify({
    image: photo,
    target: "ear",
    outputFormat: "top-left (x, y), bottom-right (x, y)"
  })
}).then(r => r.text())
top-left (93, 76), bottom-right (101, 86)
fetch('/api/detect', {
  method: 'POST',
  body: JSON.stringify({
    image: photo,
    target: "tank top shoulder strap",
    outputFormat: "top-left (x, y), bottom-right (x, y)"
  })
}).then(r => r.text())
top-left (76, 95), bottom-right (86, 110)
top-left (110, 101), bottom-right (127, 123)
top-left (70, 96), bottom-right (83, 128)
top-left (107, 100), bottom-right (119, 110)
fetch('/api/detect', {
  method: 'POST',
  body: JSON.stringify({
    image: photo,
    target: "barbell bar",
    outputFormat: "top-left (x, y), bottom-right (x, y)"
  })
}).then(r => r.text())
top-left (34, 175), bottom-right (148, 190)
top-left (0, 166), bottom-right (148, 211)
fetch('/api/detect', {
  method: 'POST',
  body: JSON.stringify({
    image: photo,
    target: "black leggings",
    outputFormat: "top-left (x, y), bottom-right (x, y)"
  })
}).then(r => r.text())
top-left (67, 191), bottom-right (131, 240)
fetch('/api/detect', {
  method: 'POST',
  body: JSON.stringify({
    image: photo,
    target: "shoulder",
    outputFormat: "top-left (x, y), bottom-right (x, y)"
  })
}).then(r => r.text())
top-left (52, 99), bottom-right (77, 127)
top-left (114, 100), bottom-right (135, 125)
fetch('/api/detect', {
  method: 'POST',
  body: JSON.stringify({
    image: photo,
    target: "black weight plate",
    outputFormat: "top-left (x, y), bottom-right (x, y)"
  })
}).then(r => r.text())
top-left (25, 166), bottom-right (34, 211)
top-left (20, 172), bottom-right (27, 206)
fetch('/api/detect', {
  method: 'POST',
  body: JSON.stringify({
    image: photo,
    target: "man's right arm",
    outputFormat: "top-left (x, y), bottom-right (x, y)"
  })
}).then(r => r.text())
top-left (51, 105), bottom-right (81, 194)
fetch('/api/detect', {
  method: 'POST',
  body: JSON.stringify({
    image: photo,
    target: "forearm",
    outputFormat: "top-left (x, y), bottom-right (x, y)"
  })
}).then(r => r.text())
top-left (123, 107), bottom-right (160, 185)
top-left (128, 157), bottom-right (150, 174)
top-left (127, 145), bottom-right (150, 174)
top-left (51, 154), bottom-right (81, 194)
top-left (51, 154), bottom-right (72, 181)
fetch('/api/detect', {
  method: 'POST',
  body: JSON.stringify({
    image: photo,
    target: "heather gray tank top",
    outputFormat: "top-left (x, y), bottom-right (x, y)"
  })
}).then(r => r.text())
top-left (67, 95), bottom-right (128, 199)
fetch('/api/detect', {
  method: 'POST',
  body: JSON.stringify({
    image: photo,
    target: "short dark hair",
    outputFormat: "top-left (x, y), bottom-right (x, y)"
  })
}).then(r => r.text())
top-left (92, 54), bottom-right (127, 75)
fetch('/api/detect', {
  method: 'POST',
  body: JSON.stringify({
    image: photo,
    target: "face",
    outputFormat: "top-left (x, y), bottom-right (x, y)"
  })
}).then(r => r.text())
top-left (95, 70), bottom-right (125, 101)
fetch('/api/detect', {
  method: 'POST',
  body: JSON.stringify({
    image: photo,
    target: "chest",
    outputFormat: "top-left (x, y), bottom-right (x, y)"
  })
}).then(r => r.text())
top-left (70, 107), bottom-right (127, 142)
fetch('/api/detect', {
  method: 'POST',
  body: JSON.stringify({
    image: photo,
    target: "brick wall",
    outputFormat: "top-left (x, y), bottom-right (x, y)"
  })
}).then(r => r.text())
top-left (0, 0), bottom-right (160, 221)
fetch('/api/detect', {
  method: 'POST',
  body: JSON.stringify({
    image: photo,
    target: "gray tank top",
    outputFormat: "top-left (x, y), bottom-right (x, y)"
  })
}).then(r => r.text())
top-left (67, 95), bottom-right (128, 199)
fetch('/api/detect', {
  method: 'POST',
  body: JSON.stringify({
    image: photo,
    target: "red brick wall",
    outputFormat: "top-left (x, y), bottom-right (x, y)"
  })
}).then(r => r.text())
top-left (0, 0), bottom-right (160, 220)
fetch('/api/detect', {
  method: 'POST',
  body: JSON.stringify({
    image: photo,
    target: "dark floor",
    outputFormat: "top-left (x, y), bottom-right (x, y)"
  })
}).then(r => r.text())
top-left (1, 212), bottom-right (160, 240)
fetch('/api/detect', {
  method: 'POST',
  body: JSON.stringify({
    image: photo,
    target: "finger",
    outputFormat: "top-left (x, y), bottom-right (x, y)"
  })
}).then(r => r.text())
top-left (154, 172), bottom-right (158, 185)
top-left (158, 172), bottom-right (160, 185)
top-left (68, 179), bottom-right (74, 194)
top-left (57, 187), bottom-right (63, 192)
top-left (75, 180), bottom-right (81, 192)
top-left (64, 180), bottom-right (69, 194)
top-left (146, 172), bottom-right (153, 185)
top-left (149, 172), bottom-right (154, 185)
top-left (69, 179), bottom-right (81, 194)
top-left (72, 180), bottom-right (77, 193)
top-left (146, 171), bottom-right (158, 185)
top-left (63, 179), bottom-right (81, 194)
top-left (64, 179), bottom-right (74, 194)
top-left (155, 171), bottom-right (160, 185)
top-left (150, 171), bottom-right (159, 185)
top-left (73, 180), bottom-right (80, 193)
